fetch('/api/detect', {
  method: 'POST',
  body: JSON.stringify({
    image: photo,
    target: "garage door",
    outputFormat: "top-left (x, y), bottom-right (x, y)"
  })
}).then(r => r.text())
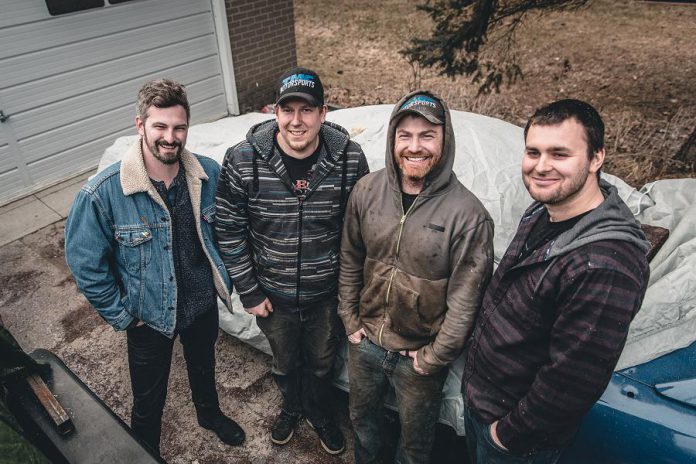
top-left (0, 0), bottom-right (231, 205)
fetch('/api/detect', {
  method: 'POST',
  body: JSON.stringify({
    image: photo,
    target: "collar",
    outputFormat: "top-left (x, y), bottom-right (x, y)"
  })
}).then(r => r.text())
top-left (120, 137), bottom-right (208, 196)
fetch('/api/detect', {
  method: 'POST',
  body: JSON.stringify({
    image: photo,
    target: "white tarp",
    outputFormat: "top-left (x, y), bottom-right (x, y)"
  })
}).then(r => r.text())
top-left (99, 105), bottom-right (696, 434)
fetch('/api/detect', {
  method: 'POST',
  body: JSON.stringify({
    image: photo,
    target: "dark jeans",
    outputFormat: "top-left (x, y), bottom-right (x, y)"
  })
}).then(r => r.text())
top-left (348, 338), bottom-right (448, 464)
top-left (464, 408), bottom-right (563, 464)
top-left (255, 298), bottom-right (340, 426)
top-left (127, 307), bottom-right (220, 454)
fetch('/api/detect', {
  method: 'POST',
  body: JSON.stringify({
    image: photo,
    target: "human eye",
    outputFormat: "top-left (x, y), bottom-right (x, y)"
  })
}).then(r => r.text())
top-left (524, 149), bottom-right (539, 157)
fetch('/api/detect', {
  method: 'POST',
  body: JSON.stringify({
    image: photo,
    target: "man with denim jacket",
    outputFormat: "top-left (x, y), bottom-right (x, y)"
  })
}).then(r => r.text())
top-left (65, 79), bottom-right (244, 455)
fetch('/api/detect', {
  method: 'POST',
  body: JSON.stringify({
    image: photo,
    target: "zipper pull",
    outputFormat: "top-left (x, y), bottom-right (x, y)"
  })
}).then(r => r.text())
top-left (400, 214), bottom-right (407, 225)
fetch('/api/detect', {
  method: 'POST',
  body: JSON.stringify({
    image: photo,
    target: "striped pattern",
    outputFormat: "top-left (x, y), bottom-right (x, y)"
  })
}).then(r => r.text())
top-left (0, 0), bottom-right (227, 204)
top-left (215, 120), bottom-right (369, 307)
top-left (463, 206), bottom-right (649, 455)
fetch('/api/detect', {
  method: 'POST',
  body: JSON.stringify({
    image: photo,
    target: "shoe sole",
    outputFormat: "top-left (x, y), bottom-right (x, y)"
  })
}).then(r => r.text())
top-left (271, 428), bottom-right (293, 445)
top-left (305, 418), bottom-right (345, 455)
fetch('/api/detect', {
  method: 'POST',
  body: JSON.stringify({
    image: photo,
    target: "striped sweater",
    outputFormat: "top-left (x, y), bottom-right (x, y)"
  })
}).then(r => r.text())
top-left (462, 181), bottom-right (650, 455)
top-left (215, 119), bottom-right (369, 308)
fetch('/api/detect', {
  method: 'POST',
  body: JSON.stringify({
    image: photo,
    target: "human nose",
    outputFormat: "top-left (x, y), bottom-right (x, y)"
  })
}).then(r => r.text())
top-left (408, 136), bottom-right (421, 153)
top-left (290, 110), bottom-right (302, 126)
top-left (162, 128), bottom-right (176, 142)
top-left (535, 154), bottom-right (552, 172)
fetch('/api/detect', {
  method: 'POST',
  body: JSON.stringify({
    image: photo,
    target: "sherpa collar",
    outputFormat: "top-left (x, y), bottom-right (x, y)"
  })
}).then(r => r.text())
top-left (120, 137), bottom-right (208, 196)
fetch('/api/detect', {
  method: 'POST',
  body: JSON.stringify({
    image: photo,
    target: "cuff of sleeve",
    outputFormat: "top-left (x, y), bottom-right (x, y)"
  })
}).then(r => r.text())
top-left (239, 288), bottom-right (266, 308)
top-left (338, 308), bottom-right (361, 335)
top-left (417, 344), bottom-right (445, 375)
top-left (112, 311), bottom-right (135, 332)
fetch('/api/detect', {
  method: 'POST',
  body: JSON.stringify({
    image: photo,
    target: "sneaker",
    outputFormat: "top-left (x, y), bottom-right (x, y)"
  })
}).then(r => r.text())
top-left (271, 411), bottom-right (300, 445)
top-left (198, 411), bottom-right (245, 446)
top-left (306, 418), bottom-right (345, 455)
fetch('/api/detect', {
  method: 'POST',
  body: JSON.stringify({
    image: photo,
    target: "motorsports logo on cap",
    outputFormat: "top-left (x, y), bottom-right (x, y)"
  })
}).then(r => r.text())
top-left (401, 95), bottom-right (439, 111)
top-left (280, 73), bottom-right (316, 93)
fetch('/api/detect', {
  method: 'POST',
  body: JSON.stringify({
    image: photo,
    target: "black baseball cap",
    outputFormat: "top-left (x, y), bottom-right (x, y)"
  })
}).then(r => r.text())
top-left (394, 93), bottom-right (445, 125)
top-left (276, 67), bottom-right (324, 106)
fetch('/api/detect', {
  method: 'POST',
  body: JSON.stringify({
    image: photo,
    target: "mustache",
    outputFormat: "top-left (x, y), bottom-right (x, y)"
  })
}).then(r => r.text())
top-left (155, 140), bottom-right (182, 148)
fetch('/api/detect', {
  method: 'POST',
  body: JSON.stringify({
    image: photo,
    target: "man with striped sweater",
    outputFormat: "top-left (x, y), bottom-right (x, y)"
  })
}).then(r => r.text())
top-left (215, 67), bottom-right (369, 454)
top-left (462, 99), bottom-right (650, 463)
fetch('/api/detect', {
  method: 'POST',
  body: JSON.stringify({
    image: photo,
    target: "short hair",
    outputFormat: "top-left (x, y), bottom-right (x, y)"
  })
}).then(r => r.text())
top-left (524, 99), bottom-right (604, 159)
top-left (136, 78), bottom-right (190, 122)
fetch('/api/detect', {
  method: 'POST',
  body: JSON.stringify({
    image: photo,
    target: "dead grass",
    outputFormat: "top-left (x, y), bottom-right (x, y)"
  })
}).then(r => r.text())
top-left (295, 0), bottom-right (696, 187)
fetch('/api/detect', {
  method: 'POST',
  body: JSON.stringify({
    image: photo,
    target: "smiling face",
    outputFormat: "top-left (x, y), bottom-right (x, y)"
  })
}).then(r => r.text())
top-left (393, 114), bottom-right (444, 194)
top-left (523, 118), bottom-right (604, 214)
top-left (275, 99), bottom-right (327, 159)
top-left (136, 105), bottom-right (188, 165)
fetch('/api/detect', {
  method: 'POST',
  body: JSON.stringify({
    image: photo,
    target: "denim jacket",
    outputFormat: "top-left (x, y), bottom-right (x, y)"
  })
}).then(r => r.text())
top-left (65, 139), bottom-right (232, 337)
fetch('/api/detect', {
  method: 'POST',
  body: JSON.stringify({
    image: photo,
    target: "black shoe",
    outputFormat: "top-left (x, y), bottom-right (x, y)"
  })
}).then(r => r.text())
top-left (306, 418), bottom-right (345, 455)
top-left (198, 412), bottom-right (245, 446)
top-left (271, 410), bottom-right (300, 445)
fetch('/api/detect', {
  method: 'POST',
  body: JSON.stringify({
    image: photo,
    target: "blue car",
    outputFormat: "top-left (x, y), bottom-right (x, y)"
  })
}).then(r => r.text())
top-left (562, 340), bottom-right (696, 463)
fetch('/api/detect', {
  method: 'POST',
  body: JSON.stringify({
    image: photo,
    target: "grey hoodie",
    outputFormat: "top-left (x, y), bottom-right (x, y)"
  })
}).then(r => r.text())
top-left (339, 90), bottom-right (495, 374)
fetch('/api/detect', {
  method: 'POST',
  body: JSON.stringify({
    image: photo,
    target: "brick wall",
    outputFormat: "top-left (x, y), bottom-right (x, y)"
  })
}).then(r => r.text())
top-left (225, 0), bottom-right (297, 113)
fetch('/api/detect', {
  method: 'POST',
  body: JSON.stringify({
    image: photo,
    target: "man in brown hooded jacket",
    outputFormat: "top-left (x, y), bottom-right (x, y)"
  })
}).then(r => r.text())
top-left (339, 91), bottom-right (494, 463)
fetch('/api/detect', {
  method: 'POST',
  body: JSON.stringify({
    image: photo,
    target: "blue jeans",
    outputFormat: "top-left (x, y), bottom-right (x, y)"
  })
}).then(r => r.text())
top-left (464, 408), bottom-right (563, 464)
top-left (255, 298), bottom-right (340, 426)
top-left (348, 338), bottom-right (448, 464)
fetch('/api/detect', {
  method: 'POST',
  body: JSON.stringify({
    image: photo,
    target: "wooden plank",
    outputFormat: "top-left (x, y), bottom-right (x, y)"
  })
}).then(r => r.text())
top-left (26, 373), bottom-right (74, 436)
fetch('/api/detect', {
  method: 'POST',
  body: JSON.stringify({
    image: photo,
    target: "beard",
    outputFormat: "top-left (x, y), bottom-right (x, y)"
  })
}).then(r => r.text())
top-left (524, 167), bottom-right (590, 205)
top-left (143, 132), bottom-right (182, 165)
top-left (396, 151), bottom-right (438, 183)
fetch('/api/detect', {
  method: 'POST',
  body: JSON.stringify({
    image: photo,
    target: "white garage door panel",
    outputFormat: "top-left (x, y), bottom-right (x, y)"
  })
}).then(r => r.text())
top-left (13, 69), bottom-right (226, 141)
top-left (0, 0), bottom-right (231, 205)
top-left (18, 79), bottom-right (226, 163)
top-left (0, 143), bottom-right (14, 174)
top-left (0, 0), bottom-right (47, 29)
top-left (3, 13), bottom-right (215, 88)
top-left (0, 169), bottom-right (27, 201)
top-left (0, 0), bottom-right (211, 59)
top-left (26, 127), bottom-right (135, 180)
top-left (4, 35), bottom-right (221, 114)
top-left (26, 92), bottom-right (224, 180)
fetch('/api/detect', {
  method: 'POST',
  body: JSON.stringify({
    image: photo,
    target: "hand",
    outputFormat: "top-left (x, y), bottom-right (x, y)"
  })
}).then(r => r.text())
top-left (399, 349), bottom-right (427, 375)
top-left (489, 421), bottom-right (508, 451)
top-left (348, 327), bottom-right (367, 344)
top-left (245, 297), bottom-right (273, 318)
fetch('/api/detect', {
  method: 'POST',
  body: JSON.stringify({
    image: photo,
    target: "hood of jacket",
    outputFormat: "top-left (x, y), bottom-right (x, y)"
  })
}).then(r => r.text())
top-left (245, 118), bottom-right (351, 164)
top-left (543, 179), bottom-right (650, 258)
top-left (386, 90), bottom-right (456, 197)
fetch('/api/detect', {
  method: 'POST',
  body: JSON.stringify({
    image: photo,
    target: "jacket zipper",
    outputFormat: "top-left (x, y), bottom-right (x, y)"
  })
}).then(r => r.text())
top-left (378, 199), bottom-right (415, 346)
top-left (295, 197), bottom-right (305, 308)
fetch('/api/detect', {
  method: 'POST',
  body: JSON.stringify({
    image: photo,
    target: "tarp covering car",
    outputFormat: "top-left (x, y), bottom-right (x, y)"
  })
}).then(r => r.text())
top-left (99, 105), bottom-right (696, 434)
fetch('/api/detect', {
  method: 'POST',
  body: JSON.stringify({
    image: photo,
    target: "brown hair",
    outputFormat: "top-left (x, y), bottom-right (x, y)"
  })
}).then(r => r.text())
top-left (136, 78), bottom-right (190, 122)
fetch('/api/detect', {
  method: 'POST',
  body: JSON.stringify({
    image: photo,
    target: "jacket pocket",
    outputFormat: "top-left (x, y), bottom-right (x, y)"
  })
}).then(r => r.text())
top-left (388, 272), bottom-right (448, 339)
top-left (114, 225), bottom-right (153, 272)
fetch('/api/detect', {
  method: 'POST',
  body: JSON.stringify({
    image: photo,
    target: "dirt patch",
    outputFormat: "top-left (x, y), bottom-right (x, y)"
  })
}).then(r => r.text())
top-left (20, 222), bottom-right (70, 274)
top-left (0, 270), bottom-right (41, 305)
top-left (59, 301), bottom-right (105, 343)
top-left (295, 0), bottom-right (696, 187)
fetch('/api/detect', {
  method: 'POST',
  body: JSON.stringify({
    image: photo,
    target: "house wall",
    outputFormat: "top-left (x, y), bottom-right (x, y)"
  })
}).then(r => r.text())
top-left (225, 0), bottom-right (297, 113)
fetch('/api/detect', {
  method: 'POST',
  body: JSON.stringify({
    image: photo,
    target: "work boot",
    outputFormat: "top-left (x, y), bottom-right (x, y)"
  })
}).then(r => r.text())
top-left (271, 410), bottom-right (300, 445)
top-left (197, 410), bottom-right (245, 446)
top-left (306, 418), bottom-right (345, 455)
